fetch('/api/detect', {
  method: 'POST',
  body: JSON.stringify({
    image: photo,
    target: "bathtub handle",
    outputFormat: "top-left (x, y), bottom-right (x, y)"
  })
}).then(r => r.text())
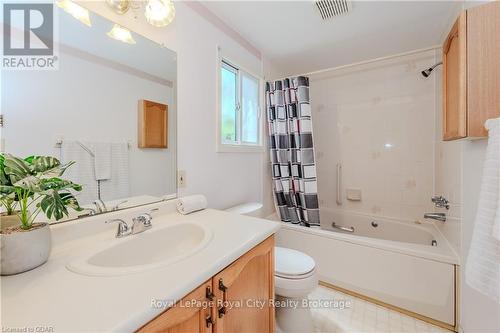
top-left (331, 222), bottom-right (354, 233)
top-left (336, 163), bottom-right (342, 205)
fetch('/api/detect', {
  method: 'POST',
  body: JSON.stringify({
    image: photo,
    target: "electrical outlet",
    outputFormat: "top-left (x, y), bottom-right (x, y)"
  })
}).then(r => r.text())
top-left (178, 170), bottom-right (186, 188)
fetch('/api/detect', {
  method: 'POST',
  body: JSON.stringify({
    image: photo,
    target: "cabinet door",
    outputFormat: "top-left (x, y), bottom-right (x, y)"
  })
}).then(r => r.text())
top-left (213, 236), bottom-right (275, 333)
top-left (137, 280), bottom-right (214, 333)
top-left (442, 12), bottom-right (467, 141)
top-left (467, 1), bottom-right (500, 138)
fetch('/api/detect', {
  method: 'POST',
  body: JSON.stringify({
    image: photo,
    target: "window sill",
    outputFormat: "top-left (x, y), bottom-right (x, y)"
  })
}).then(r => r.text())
top-left (216, 144), bottom-right (265, 153)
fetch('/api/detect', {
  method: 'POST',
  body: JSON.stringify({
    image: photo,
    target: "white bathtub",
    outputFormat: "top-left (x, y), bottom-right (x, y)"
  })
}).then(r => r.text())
top-left (270, 208), bottom-right (459, 328)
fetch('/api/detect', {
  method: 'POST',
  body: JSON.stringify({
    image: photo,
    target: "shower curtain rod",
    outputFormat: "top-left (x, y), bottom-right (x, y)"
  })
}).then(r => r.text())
top-left (272, 45), bottom-right (441, 81)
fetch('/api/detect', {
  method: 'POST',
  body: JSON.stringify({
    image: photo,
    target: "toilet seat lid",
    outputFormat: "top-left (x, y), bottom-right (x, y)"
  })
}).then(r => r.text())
top-left (275, 247), bottom-right (315, 278)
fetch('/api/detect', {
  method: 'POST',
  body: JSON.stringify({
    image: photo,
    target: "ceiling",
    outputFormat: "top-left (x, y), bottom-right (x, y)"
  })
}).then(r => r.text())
top-left (202, 1), bottom-right (462, 76)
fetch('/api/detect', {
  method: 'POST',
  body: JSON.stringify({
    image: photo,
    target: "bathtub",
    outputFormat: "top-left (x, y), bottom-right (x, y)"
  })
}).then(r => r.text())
top-left (269, 208), bottom-right (459, 329)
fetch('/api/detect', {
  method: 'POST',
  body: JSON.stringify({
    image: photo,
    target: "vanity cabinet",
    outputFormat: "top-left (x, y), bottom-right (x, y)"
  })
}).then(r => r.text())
top-left (137, 280), bottom-right (214, 333)
top-left (213, 236), bottom-right (275, 333)
top-left (137, 236), bottom-right (275, 333)
top-left (442, 1), bottom-right (500, 140)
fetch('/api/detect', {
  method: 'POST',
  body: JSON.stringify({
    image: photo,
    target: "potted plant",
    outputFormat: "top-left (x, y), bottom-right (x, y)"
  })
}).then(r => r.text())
top-left (0, 154), bottom-right (82, 275)
top-left (0, 154), bottom-right (19, 229)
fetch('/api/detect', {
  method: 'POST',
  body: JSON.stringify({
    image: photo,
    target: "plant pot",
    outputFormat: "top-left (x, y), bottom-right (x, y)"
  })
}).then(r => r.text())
top-left (0, 213), bottom-right (21, 231)
top-left (0, 222), bottom-right (51, 275)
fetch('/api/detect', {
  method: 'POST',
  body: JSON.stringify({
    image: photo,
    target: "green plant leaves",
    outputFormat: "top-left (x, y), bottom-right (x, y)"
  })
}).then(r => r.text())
top-left (3, 154), bottom-right (32, 184)
top-left (32, 156), bottom-right (60, 172)
top-left (0, 155), bottom-right (11, 186)
top-left (39, 178), bottom-right (82, 193)
top-left (39, 191), bottom-right (82, 220)
top-left (31, 156), bottom-right (75, 179)
top-left (0, 153), bottom-right (83, 225)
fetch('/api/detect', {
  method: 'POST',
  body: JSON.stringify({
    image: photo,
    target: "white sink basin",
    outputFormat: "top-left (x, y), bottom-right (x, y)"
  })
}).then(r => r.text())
top-left (67, 223), bottom-right (212, 276)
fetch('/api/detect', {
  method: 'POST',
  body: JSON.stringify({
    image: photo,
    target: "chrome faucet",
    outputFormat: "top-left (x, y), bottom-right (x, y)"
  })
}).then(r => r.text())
top-left (93, 199), bottom-right (108, 213)
top-left (106, 209), bottom-right (158, 238)
top-left (431, 196), bottom-right (449, 210)
top-left (131, 209), bottom-right (158, 235)
top-left (424, 213), bottom-right (446, 222)
top-left (106, 218), bottom-right (130, 238)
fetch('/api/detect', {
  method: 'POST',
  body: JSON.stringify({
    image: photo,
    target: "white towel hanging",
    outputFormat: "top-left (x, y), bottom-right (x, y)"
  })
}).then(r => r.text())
top-left (60, 141), bottom-right (98, 206)
top-left (88, 142), bottom-right (112, 181)
top-left (465, 117), bottom-right (500, 304)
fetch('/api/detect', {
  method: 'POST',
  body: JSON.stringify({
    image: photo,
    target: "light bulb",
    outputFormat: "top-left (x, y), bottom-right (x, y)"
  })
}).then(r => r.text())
top-left (57, 0), bottom-right (92, 27)
top-left (107, 24), bottom-right (136, 44)
top-left (145, 0), bottom-right (175, 27)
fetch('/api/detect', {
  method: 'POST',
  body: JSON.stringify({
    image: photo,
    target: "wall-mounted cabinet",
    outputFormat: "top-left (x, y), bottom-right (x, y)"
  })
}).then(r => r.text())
top-left (138, 99), bottom-right (168, 148)
top-left (442, 1), bottom-right (500, 141)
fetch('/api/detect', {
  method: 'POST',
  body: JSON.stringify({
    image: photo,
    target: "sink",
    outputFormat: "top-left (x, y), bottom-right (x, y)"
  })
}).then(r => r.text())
top-left (67, 223), bottom-right (212, 276)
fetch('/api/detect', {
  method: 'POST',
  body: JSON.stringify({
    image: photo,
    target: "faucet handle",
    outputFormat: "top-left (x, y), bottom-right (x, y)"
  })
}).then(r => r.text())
top-left (106, 218), bottom-right (130, 238)
top-left (131, 208), bottom-right (158, 231)
top-left (431, 196), bottom-right (449, 210)
top-left (142, 208), bottom-right (159, 224)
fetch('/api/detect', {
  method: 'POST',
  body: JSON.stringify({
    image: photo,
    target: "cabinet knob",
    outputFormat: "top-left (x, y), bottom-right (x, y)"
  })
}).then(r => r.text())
top-left (218, 306), bottom-right (226, 318)
top-left (205, 315), bottom-right (215, 328)
top-left (206, 286), bottom-right (214, 301)
top-left (218, 279), bottom-right (228, 292)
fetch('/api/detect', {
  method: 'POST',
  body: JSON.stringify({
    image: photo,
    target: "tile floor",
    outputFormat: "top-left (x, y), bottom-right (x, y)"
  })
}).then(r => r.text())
top-left (305, 286), bottom-right (452, 333)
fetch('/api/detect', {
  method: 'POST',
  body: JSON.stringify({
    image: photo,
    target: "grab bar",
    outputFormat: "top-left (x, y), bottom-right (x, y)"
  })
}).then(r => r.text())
top-left (336, 163), bottom-right (342, 205)
top-left (331, 222), bottom-right (354, 233)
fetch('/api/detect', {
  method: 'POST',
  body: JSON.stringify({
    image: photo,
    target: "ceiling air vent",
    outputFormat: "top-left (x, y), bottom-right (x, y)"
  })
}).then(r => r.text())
top-left (315, 0), bottom-right (352, 20)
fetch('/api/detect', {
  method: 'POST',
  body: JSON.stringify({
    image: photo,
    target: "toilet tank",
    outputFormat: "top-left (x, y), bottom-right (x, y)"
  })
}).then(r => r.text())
top-left (225, 202), bottom-right (263, 217)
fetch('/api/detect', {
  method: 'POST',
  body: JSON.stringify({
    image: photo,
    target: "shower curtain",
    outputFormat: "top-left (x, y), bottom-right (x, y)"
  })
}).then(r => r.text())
top-left (265, 76), bottom-right (320, 227)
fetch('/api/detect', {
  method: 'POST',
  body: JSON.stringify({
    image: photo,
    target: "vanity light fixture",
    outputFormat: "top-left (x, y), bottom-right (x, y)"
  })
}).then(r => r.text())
top-left (56, 0), bottom-right (92, 27)
top-left (144, 0), bottom-right (176, 27)
top-left (105, 0), bottom-right (175, 28)
top-left (106, 0), bottom-right (131, 14)
top-left (107, 24), bottom-right (136, 44)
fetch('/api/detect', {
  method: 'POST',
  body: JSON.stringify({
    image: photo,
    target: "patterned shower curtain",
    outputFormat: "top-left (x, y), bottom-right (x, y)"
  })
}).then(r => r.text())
top-left (265, 76), bottom-right (320, 227)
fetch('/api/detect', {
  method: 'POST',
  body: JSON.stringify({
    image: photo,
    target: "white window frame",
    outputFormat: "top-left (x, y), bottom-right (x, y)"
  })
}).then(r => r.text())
top-left (216, 52), bottom-right (264, 153)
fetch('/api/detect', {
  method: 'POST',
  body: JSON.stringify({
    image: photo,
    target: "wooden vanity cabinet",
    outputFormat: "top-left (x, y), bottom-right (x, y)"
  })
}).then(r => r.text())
top-left (137, 280), bottom-right (214, 333)
top-left (213, 236), bottom-right (275, 333)
top-left (137, 236), bottom-right (275, 333)
top-left (442, 1), bottom-right (500, 140)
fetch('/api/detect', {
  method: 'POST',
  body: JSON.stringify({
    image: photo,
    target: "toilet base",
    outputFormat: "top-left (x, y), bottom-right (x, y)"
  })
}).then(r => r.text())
top-left (275, 295), bottom-right (315, 333)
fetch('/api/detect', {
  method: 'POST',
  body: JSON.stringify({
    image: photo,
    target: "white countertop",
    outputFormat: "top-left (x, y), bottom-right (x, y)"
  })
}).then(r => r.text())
top-left (1, 206), bottom-right (280, 333)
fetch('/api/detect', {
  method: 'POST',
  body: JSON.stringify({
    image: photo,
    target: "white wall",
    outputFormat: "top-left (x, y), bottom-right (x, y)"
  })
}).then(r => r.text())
top-left (79, 1), bottom-right (268, 210)
top-left (309, 50), bottom-right (437, 223)
top-left (433, 48), bottom-right (462, 255)
top-left (2, 49), bottom-right (176, 203)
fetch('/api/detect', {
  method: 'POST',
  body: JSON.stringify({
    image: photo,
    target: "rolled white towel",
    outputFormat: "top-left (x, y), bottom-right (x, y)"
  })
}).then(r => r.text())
top-left (177, 195), bottom-right (208, 215)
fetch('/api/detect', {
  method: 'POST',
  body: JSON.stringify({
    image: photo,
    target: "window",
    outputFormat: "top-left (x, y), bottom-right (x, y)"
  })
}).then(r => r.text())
top-left (218, 59), bottom-right (262, 151)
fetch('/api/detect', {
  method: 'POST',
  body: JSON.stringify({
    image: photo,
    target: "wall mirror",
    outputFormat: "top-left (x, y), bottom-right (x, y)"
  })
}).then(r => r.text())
top-left (1, 5), bottom-right (177, 224)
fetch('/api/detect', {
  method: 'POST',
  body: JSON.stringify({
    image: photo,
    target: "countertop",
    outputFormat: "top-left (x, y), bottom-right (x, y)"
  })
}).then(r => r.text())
top-left (1, 206), bottom-right (281, 332)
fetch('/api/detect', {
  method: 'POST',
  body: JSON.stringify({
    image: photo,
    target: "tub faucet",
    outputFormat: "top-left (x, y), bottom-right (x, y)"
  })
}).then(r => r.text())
top-left (431, 196), bottom-right (449, 210)
top-left (93, 199), bottom-right (108, 213)
top-left (424, 213), bottom-right (446, 222)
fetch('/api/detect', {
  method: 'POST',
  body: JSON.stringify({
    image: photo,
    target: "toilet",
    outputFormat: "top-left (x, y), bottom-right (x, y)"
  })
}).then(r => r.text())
top-left (226, 203), bottom-right (318, 333)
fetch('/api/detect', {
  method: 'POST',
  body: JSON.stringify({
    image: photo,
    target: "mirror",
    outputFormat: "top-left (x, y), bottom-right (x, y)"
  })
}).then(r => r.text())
top-left (1, 6), bottom-right (177, 223)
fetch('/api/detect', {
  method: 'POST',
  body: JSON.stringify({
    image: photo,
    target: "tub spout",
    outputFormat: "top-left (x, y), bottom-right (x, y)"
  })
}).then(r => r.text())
top-left (424, 213), bottom-right (446, 222)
